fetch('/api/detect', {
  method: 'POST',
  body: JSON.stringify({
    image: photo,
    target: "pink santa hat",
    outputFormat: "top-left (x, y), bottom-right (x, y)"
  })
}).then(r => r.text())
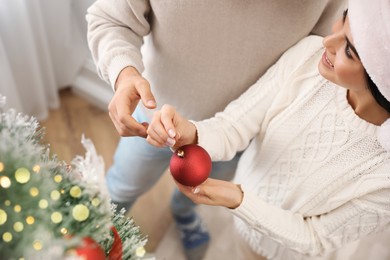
top-left (348, 0), bottom-right (390, 152)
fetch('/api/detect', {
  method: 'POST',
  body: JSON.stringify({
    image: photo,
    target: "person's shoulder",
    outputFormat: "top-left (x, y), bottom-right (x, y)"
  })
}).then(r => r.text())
top-left (296, 35), bottom-right (323, 47)
top-left (276, 35), bottom-right (323, 75)
top-left (286, 35), bottom-right (323, 58)
top-left (300, 35), bottom-right (324, 49)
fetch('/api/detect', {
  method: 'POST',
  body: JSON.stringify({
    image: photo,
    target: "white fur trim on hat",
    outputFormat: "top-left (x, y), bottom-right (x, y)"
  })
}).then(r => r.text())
top-left (377, 119), bottom-right (390, 152)
top-left (349, 0), bottom-right (390, 152)
top-left (348, 0), bottom-right (390, 102)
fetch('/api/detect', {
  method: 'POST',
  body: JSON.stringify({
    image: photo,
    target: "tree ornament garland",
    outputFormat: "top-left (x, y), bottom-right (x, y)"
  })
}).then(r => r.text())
top-left (0, 95), bottom-right (147, 259)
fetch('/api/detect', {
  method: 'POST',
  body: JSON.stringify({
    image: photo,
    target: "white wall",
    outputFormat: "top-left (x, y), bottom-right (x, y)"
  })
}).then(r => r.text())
top-left (73, 0), bottom-right (95, 37)
top-left (71, 0), bottom-right (113, 111)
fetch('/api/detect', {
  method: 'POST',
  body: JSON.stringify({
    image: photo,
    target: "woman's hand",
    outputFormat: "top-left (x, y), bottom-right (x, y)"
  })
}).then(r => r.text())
top-left (146, 104), bottom-right (197, 148)
top-left (175, 178), bottom-right (244, 209)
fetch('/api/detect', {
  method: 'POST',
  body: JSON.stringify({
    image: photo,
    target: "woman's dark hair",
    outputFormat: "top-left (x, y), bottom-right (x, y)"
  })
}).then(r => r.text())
top-left (365, 72), bottom-right (390, 114)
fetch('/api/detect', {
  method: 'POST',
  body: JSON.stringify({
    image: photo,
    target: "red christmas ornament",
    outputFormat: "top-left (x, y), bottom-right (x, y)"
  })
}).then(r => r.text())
top-left (69, 237), bottom-right (106, 260)
top-left (108, 226), bottom-right (123, 260)
top-left (169, 144), bottom-right (212, 186)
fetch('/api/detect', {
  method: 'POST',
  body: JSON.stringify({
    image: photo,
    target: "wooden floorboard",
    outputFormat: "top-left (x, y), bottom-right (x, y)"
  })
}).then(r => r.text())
top-left (39, 88), bottom-right (119, 168)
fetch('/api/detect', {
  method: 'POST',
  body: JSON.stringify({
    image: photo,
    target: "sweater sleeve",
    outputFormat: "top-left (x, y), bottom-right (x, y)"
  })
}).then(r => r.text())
top-left (86, 0), bottom-right (151, 89)
top-left (194, 36), bottom-right (323, 161)
top-left (232, 183), bottom-right (390, 257)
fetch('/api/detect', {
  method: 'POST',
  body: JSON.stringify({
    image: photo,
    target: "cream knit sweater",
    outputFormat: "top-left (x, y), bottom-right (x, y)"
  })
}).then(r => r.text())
top-left (86, 0), bottom-right (346, 121)
top-left (194, 36), bottom-right (390, 259)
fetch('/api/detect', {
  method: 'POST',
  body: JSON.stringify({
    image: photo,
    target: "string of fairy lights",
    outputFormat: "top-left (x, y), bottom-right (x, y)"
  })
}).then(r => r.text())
top-left (0, 165), bottom-right (45, 250)
top-left (0, 96), bottom-right (147, 259)
top-left (0, 163), bottom-right (108, 256)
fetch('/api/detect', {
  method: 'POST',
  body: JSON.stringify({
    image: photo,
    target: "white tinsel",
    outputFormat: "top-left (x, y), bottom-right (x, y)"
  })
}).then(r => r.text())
top-left (71, 135), bottom-right (111, 212)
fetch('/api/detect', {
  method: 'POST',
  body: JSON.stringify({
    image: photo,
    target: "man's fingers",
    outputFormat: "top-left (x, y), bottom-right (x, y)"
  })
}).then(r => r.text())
top-left (137, 80), bottom-right (157, 109)
top-left (110, 109), bottom-right (147, 137)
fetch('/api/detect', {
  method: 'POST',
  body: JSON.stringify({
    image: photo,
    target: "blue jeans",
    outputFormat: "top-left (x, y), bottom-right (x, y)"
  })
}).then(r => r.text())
top-left (106, 107), bottom-right (240, 216)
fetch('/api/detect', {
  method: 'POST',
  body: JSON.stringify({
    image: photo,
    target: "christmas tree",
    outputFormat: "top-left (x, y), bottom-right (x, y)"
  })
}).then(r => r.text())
top-left (0, 95), bottom-right (147, 259)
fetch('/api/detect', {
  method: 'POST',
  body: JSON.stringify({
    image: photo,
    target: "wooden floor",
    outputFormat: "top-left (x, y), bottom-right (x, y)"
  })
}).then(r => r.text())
top-left (40, 88), bottom-right (119, 167)
top-left (39, 88), bottom-right (239, 259)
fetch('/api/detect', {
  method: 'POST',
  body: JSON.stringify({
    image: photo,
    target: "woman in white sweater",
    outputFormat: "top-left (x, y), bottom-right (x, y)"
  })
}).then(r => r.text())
top-left (146, 0), bottom-right (390, 259)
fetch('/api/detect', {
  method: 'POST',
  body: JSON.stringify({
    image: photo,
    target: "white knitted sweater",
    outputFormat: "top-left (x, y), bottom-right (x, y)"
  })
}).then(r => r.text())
top-left (194, 36), bottom-right (390, 259)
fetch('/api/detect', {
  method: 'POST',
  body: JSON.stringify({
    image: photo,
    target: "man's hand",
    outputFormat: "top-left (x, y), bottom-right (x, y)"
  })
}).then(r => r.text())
top-left (108, 66), bottom-right (156, 137)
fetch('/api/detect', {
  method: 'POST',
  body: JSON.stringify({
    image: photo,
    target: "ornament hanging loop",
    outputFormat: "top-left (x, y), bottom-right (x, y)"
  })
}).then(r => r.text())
top-left (177, 149), bottom-right (185, 158)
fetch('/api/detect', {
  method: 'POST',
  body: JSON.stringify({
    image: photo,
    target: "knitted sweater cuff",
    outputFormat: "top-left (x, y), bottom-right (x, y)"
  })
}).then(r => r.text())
top-left (230, 184), bottom-right (266, 225)
top-left (107, 54), bottom-right (144, 91)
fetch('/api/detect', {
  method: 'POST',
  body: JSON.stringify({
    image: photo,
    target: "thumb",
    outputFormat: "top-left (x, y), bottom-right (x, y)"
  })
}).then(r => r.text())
top-left (137, 81), bottom-right (157, 109)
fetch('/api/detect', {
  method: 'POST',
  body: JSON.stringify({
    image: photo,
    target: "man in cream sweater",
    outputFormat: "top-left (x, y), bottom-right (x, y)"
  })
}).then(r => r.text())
top-left (86, 1), bottom-right (346, 259)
